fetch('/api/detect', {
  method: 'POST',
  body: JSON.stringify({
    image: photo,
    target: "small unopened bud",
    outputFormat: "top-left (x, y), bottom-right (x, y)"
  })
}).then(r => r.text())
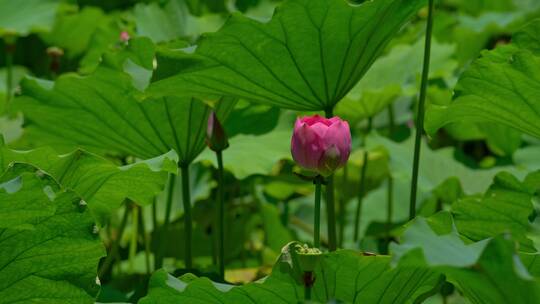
top-left (206, 111), bottom-right (229, 152)
top-left (120, 31), bottom-right (130, 43)
top-left (46, 46), bottom-right (64, 75)
top-left (46, 46), bottom-right (64, 57)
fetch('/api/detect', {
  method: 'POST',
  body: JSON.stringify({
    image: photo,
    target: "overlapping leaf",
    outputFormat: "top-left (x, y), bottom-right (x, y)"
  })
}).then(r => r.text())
top-left (0, 142), bottom-right (171, 224)
top-left (141, 247), bottom-right (441, 304)
top-left (451, 171), bottom-right (538, 252)
top-left (148, 0), bottom-right (427, 110)
top-left (391, 216), bottom-right (540, 304)
top-left (426, 19), bottom-right (540, 139)
top-left (15, 66), bottom-right (235, 165)
top-left (0, 164), bottom-right (105, 303)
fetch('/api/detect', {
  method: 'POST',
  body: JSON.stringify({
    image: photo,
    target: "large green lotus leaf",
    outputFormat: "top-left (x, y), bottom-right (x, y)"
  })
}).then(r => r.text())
top-left (0, 164), bottom-right (105, 303)
top-left (0, 0), bottom-right (60, 37)
top-left (452, 171), bottom-right (538, 252)
top-left (425, 20), bottom-right (540, 139)
top-left (141, 248), bottom-right (441, 303)
top-left (148, 0), bottom-right (427, 110)
top-left (15, 66), bottom-right (235, 165)
top-left (0, 143), bottom-right (171, 224)
top-left (391, 215), bottom-right (540, 304)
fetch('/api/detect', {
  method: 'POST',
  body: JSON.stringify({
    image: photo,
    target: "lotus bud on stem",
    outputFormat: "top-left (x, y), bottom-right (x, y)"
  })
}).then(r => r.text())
top-left (46, 46), bottom-right (64, 78)
top-left (206, 111), bottom-right (229, 281)
top-left (290, 114), bottom-right (351, 250)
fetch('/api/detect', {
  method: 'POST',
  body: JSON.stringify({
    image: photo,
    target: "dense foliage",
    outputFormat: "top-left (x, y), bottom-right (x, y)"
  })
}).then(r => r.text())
top-left (1, 0), bottom-right (540, 303)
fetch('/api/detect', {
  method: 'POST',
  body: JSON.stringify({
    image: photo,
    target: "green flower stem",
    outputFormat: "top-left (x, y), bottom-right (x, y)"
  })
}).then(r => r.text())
top-left (386, 105), bottom-right (395, 251)
top-left (180, 164), bottom-right (193, 270)
top-left (5, 42), bottom-right (14, 110)
top-left (99, 205), bottom-right (130, 278)
top-left (314, 175), bottom-right (322, 248)
top-left (303, 271), bottom-right (314, 301)
top-left (129, 204), bottom-right (139, 273)
top-left (305, 284), bottom-right (312, 301)
top-left (387, 104), bottom-right (395, 136)
top-left (151, 199), bottom-right (158, 270)
top-left (156, 174), bottom-right (175, 269)
top-left (137, 205), bottom-right (151, 275)
top-left (325, 177), bottom-right (337, 251)
top-left (338, 165), bottom-right (348, 248)
top-left (386, 176), bottom-right (394, 243)
top-left (354, 117), bottom-right (373, 243)
top-left (216, 150), bottom-right (225, 281)
top-left (409, 0), bottom-right (435, 220)
top-left (324, 107), bottom-right (337, 251)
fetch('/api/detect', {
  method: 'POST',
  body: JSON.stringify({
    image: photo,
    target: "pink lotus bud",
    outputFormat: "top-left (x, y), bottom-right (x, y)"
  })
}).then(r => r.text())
top-left (291, 115), bottom-right (351, 176)
top-left (120, 31), bottom-right (130, 42)
top-left (206, 111), bottom-right (229, 152)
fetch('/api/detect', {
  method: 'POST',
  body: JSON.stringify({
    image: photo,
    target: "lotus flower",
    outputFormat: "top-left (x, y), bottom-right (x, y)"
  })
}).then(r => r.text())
top-left (291, 115), bottom-right (351, 176)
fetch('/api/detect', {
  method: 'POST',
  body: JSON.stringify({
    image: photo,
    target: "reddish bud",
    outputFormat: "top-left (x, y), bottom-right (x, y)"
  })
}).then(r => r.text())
top-left (206, 111), bottom-right (229, 152)
top-left (120, 31), bottom-right (130, 42)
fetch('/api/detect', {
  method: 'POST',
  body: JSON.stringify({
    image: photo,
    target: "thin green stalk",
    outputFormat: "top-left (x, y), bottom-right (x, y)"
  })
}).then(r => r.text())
top-left (151, 199), bottom-right (158, 271)
top-left (386, 176), bottom-right (394, 241)
top-left (5, 42), bottom-right (14, 110)
top-left (386, 105), bottom-right (395, 249)
top-left (138, 205), bottom-right (151, 275)
top-left (216, 151), bottom-right (225, 281)
top-left (388, 104), bottom-right (395, 137)
top-left (156, 174), bottom-right (175, 269)
top-left (305, 285), bottom-right (312, 302)
top-left (303, 271), bottom-right (314, 302)
top-left (99, 205), bottom-right (130, 278)
top-left (409, 0), bottom-right (435, 220)
top-left (324, 107), bottom-right (337, 251)
top-left (338, 165), bottom-right (348, 248)
top-left (129, 204), bottom-right (139, 272)
top-left (354, 117), bottom-right (373, 243)
top-left (180, 164), bottom-right (193, 270)
top-left (314, 175), bottom-right (322, 248)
